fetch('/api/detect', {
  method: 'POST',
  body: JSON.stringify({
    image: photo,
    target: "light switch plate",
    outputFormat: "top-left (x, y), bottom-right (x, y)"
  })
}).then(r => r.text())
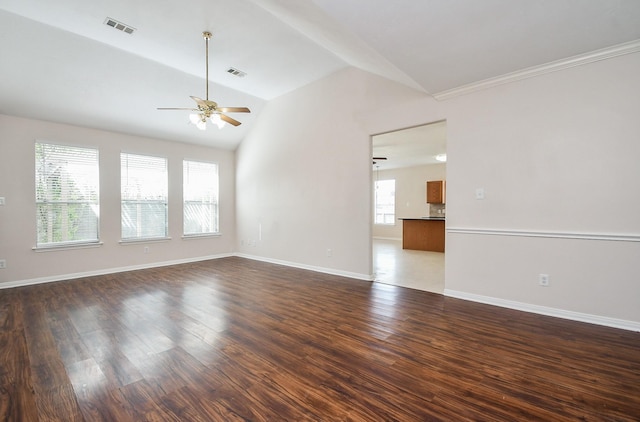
top-left (0, 197), bottom-right (5, 206)
top-left (475, 188), bottom-right (485, 200)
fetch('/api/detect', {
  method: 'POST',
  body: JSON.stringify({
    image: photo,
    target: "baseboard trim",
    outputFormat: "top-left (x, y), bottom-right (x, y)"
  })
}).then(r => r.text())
top-left (235, 253), bottom-right (374, 281)
top-left (444, 289), bottom-right (640, 332)
top-left (5, 254), bottom-right (636, 331)
top-left (1, 253), bottom-right (373, 290)
top-left (0, 253), bottom-right (234, 290)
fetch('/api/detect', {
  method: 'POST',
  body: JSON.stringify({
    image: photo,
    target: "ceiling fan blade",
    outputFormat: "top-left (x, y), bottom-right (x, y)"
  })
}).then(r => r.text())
top-left (218, 106), bottom-right (251, 113)
top-left (372, 157), bottom-right (388, 160)
top-left (190, 96), bottom-right (208, 107)
top-left (157, 107), bottom-right (199, 111)
top-left (191, 96), bottom-right (219, 109)
top-left (219, 114), bottom-right (242, 126)
top-left (156, 33), bottom-right (249, 130)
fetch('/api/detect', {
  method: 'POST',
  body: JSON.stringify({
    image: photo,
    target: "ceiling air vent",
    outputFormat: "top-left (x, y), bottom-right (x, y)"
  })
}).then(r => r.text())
top-left (104, 17), bottom-right (136, 35)
top-left (227, 67), bottom-right (247, 78)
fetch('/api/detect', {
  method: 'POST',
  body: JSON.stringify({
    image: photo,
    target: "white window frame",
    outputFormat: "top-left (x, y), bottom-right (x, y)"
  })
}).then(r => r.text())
top-left (120, 152), bottom-right (169, 242)
top-left (374, 179), bottom-right (396, 225)
top-left (35, 142), bottom-right (100, 249)
top-left (183, 160), bottom-right (220, 237)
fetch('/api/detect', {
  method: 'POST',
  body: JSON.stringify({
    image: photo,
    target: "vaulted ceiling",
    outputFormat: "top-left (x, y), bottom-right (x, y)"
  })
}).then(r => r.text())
top-left (1, 0), bottom-right (640, 150)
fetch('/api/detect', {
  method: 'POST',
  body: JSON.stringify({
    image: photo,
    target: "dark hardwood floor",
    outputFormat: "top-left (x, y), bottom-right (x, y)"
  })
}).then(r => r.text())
top-left (1, 257), bottom-right (639, 421)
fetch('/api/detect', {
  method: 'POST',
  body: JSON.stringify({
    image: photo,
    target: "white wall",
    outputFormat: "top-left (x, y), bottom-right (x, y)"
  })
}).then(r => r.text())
top-left (235, 68), bottom-right (429, 279)
top-left (236, 53), bottom-right (640, 327)
top-left (0, 115), bottom-right (236, 285)
top-left (441, 52), bottom-right (640, 327)
top-left (372, 164), bottom-right (446, 240)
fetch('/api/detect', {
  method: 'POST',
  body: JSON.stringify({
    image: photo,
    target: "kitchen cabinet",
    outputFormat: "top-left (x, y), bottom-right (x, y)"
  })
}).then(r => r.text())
top-left (401, 219), bottom-right (445, 252)
top-left (426, 180), bottom-right (446, 204)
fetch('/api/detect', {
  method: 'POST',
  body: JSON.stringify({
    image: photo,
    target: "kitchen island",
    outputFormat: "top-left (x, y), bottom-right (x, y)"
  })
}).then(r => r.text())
top-left (399, 218), bottom-right (445, 252)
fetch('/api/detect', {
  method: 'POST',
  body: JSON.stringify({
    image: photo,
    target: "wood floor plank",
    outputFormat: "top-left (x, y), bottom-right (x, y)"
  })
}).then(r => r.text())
top-left (29, 383), bottom-right (84, 422)
top-left (0, 292), bottom-right (22, 333)
top-left (1, 256), bottom-right (639, 420)
top-left (48, 312), bottom-right (92, 367)
top-left (110, 379), bottom-right (174, 421)
top-left (0, 329), bottom-right (39, 421)
top-left (97, 352), bottom-right (144, 388)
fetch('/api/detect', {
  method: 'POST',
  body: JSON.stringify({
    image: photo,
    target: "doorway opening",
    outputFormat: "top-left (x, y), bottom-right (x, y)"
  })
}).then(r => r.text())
top-left (371, 120), bottom-right (446, 293)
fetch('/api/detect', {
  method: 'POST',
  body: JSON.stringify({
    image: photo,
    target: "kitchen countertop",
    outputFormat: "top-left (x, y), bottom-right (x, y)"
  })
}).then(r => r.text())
top-left (398, 217), bottom-right (445, 221)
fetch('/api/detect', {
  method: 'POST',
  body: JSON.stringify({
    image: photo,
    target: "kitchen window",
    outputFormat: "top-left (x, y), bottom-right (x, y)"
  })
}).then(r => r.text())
top-left (374, 179), bottom-right (395, 225)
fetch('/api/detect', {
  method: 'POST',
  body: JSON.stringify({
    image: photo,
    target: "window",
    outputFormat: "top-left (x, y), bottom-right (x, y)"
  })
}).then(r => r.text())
top-left (121, 153), bottom-right (168, 240)
top-left (35, 142), bottom-right (99, 247)
top-left (183, 160), bottom-right (219, 236)
top-left (374, 179), bottom-right (396, 225)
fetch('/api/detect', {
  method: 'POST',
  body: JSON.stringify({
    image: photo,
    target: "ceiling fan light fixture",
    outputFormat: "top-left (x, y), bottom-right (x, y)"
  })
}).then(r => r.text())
top-left (210, 114), bottom-right (226, 129)
top-left (195, 120), bottom-right (207, 131)
top-left (157, 31), bottom-right (250, 129)
top-left (189, 113), bottom-right (201, 125)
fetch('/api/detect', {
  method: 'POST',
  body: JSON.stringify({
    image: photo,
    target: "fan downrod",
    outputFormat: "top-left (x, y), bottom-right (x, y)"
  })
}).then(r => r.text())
top-left (203, 31), bottom-right (212, 101)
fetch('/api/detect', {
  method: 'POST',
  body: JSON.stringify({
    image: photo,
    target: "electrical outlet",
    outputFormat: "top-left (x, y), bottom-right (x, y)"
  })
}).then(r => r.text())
top-left (326, 248), bottom-right (332, 257)
top-left (539, 273), bottom-right (550, 287)
top-left (0, 259), bottom-right (6, 269)
top-left (144, 246), bottom-right (149, 254)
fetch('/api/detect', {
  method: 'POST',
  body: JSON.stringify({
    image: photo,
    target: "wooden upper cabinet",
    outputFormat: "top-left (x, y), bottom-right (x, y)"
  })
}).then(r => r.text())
top-left (426, 180), bottom-right (446, 204)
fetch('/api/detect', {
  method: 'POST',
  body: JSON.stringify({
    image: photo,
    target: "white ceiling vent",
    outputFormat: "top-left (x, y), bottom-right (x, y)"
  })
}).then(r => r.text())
top-left (104, 17), bottom-right (135, 35)
top-left (227, 67), bottom-right (247, 78)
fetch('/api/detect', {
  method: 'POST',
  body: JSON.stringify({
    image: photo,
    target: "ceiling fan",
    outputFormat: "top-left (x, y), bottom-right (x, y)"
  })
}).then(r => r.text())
top-left (372, 156), bottom-right (387, 165)
top-left (158, 31), bottom-right (250, 129)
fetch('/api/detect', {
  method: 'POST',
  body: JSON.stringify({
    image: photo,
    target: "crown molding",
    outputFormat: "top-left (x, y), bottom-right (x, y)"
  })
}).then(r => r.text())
top-left (433, 39), bottom-right (640, 101)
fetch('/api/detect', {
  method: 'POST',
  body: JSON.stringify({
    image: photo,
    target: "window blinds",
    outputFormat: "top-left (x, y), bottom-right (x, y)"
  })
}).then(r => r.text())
top-left (183, 160), bottom-right (219, 235)
top-left (35, 142), bottom-right (100, 246)
top-left (121, 153), bottom-right (168, 240)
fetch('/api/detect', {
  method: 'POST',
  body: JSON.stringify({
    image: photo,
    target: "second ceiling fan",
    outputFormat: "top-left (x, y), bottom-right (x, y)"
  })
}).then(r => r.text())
top-left (158, 31), bottom-right (250, 129)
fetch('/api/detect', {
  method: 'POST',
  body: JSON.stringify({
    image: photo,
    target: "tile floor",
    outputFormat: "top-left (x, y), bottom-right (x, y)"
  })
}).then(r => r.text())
top-left (372, 238), bottom-right (444, 294)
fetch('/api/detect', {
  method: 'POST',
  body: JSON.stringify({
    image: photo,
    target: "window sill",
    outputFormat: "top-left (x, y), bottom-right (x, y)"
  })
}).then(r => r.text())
top-left (33, 242), bottom-right (104, 252)
top-left (182, 233), bottom-right (222, 240)
top-left (119, 237), bottom-right (172, 245)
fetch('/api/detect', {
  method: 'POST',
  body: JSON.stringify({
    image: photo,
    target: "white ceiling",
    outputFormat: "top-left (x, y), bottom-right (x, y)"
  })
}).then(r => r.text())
top-left (373, 121), bottom-right (447, 171)
top-left (1, 0), bottom-right (640, 150)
